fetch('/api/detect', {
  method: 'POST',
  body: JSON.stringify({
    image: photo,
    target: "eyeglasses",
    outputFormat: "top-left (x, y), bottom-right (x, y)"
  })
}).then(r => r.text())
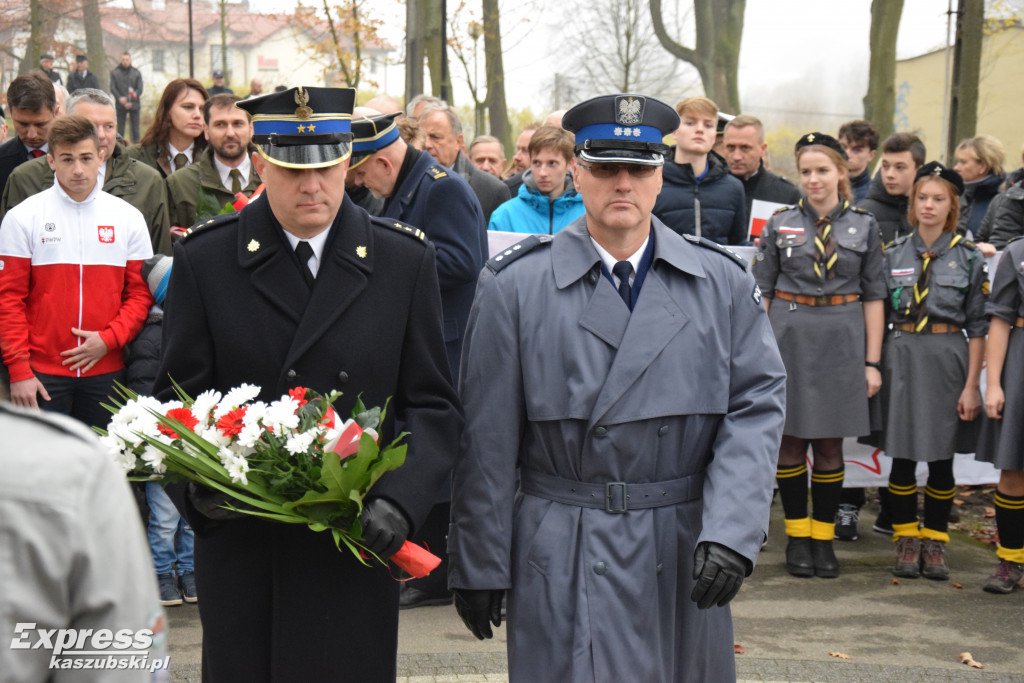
top-left (577, 161), bottom-right (658, 179)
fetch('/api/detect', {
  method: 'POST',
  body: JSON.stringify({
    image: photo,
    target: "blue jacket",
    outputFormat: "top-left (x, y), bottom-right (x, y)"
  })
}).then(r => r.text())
top-left (488, 170), bottom-right (585, 235)
top-left (382, 149), bottom-right (487, 382)
top-left (653, 149), bottom-right (747, 245)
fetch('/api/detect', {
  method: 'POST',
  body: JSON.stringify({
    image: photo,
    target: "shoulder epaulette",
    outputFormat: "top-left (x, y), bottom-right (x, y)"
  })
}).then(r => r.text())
top-left (682, 233), bottom-right (747, 270)
top-left (487, 234), bottom-right (552, 273)
top-left (884, 233), bottom-right (912, 252)
top-left (772, 205), bottom-right (797, 216)
top-left (372, 217), bottom-right (426, 242)
top-left (426, 165), bottom-right (448, 181)
top-left (849, 205), bottom-right (873, 216)
top-left (1006, 236), bottom-right (1023, 245)
top-left (179, 212), bottom-right (237, 242)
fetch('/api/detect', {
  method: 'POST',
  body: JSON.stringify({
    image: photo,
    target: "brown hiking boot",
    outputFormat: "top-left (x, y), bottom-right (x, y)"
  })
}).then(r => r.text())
top-left (920, 539), bottom-right (949, 581)
top-left (893, 536), bottom-right (922, 578)
top-left (983, 560), bottom-right (1024, 594)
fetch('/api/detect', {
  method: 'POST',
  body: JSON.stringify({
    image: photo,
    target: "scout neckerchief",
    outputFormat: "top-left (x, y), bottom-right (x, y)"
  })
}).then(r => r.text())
top-left (908, 231), bottom-right (961, 332)
top-left (802, 198), bottom-right (846, 281)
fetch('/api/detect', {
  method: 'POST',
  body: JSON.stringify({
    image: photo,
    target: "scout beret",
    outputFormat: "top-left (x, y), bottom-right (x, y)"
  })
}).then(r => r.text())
top-left (795, 132), bottom-right (848, 161)
top-left (916, 160), bottom-right (965, 195)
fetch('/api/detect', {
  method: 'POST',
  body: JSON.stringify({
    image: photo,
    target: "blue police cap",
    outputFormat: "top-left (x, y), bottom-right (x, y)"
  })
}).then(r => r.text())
top-left (349, 111), bottom-right (402, 170)
top-left (562, 94), bottom-right (679, 166)
top-left (236, 86), bottom-right (354, 169)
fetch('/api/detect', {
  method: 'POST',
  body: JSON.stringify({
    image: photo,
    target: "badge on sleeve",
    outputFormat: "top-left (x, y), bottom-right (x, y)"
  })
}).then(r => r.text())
top-left (752, 284), bottom-right (763, 306)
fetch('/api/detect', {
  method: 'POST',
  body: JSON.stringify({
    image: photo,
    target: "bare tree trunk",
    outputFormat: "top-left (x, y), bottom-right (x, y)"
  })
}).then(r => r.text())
top-left (405, 0), bottom-right (424, 103)
top-left (21, 0), bottom-right (45, 75)
top-left (947, 0), bottom-right (983, 160)
top-left (219, 0), bottom-right (228, 77)
top-left (482, 0), bottom-right (508, 148)
top-left (649, 0), bottom-right (744, 113)
top-left (863, 0), bottom-right (904, 143)
top-left (424, 0), bottom-right (444, 99)
top-left (81, 0), bottom-right (108, 88)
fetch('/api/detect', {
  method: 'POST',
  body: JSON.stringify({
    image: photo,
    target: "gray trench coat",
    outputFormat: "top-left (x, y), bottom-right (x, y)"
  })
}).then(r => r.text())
top-left (449, 216), bottom-right (787, 682)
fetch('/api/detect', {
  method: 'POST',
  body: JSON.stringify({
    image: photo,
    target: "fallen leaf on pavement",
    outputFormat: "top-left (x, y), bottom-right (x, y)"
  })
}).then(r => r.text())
top-left (734, 644), bottom-right (744, 654)
top-left (828, 652), bottom-right (850, 660)
top-left (954, 498), bottom-right (964, 505)
top-left (959, 652), bottom-right (984, 669)
top-left (892, 578), bottom-right (900, 584)
top-left (984, 507), bottom-right (996, 518)
top-left (952, 582), bottom-right (963, 589)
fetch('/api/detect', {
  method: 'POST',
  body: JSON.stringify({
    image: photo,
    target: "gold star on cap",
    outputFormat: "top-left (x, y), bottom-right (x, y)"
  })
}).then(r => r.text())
top-left (297, 124), bottom-right (307, 133)
top-left (307, 124), bottom-right (316, 132)
top-left (247, 239), bottom-right (260, 252)
top-left (356, 246), bottom-right (367, 258)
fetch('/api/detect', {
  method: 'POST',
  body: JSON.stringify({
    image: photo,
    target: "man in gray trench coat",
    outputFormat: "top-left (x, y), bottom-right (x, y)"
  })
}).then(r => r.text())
top-left (448, 94), bottom-right (787, 682)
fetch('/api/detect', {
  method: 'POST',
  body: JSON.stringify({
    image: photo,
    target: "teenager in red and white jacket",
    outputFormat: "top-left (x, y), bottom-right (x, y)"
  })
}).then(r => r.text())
top-left (0, 114), bottom-right (152, 428)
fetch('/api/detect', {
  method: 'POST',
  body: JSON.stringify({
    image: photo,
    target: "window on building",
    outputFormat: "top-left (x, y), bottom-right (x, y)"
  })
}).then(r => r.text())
top-left (210, 45), bottom-right (234, 76)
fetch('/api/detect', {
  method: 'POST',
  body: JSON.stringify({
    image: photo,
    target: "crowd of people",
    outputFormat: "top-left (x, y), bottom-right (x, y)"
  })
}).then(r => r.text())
top-left (2, 55), bottom-right (1024, 681)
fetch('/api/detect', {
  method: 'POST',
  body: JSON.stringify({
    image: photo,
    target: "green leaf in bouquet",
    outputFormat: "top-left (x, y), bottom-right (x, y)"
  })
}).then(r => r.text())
top-left (280, 451), bottom-right (359, 524)
top-left (365, 442), bottom-right (407, 490)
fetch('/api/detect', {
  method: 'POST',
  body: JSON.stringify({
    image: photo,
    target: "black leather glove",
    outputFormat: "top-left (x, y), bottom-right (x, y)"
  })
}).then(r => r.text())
top-left (187, 482), bottom-right (248, 521)
top-left (358, 497), bottom-right (410, 559)
top-left (453, 589), bottom-right (505, 640)
top-left (690, 541), bottom-right (751, 609)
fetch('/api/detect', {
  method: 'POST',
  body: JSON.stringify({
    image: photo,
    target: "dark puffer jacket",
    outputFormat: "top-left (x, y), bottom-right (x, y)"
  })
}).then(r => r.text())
top-left (653, 149), bottom-right (747, 245)
top-left (856, 173), bottom-right (911, 245)
top-left (958, 173), bottom-right (1004, 238)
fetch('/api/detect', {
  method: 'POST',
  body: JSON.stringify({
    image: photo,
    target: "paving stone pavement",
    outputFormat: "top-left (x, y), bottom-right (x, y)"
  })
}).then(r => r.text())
top-left (166, 501), bottom-right (1024, 682)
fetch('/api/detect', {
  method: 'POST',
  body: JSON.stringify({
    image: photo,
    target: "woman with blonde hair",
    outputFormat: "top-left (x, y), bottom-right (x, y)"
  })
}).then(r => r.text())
top-left (753, 132), bottom-right (886, 578)
top-left (954, 134), bottom-right (1005, 237)
top-left (882, 162), bottom-right (988, 580)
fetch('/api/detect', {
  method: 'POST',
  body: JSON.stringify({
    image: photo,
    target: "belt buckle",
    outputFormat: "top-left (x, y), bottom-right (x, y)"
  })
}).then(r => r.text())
top-left (814, 295), bottom-right (828, 307)
top-left (605, 482), bottom-right (628, 514)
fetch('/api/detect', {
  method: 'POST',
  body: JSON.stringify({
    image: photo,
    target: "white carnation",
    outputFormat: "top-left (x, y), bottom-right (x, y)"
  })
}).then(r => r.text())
top-left (191, 389), bottom-right (222, 426)
top-left (226, 456), bottom-right (250, 485)
top-left (285, 430), bottom-right (315, 455)
top-left (216, 384), bottom-right (261, 417)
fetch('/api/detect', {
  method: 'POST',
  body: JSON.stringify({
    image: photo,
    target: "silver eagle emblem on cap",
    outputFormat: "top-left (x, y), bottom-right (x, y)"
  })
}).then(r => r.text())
top-left (616, 96), bottom-right (644, 125)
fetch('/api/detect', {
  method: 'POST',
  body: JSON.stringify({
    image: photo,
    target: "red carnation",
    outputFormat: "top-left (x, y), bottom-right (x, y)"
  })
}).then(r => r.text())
top-left (216, 406), bottom-right (248, 438)
top-left (289, 387), bottom-right (309, 408)
top-left (158, 407), bottom-right (199, 439)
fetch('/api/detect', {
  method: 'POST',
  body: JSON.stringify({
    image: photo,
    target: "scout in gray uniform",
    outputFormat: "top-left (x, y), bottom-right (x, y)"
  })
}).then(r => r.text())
top-left (753, 132), bottom-right (886, 579)
top-left (448, 94), bottom-right (787, 683)
top-left (0, 402), bottom-right (165, 682)
top-left (883, 162), bottom-right (988, 580)
top-left (976, 237), bottom-right (1024, 593)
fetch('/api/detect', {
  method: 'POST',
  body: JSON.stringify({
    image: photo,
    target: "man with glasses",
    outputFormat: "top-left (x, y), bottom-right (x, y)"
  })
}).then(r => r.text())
top-left (448, 94), bottom-right (787, 681)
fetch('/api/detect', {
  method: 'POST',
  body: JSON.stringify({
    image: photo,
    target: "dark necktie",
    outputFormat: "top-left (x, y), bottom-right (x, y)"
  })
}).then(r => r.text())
top-left (174, 153), bottom-right (188, 171)
top-left (612, 260), bottom-right (633, 310)
top-left (30, 149), bottom-right (44, 158)
top-left (229, 169), bottom-right (243, 194)
top-left (294, 240), bottom-right (315, 289)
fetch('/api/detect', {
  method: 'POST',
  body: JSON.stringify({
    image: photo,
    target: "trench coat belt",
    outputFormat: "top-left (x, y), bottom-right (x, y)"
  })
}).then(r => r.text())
top-left (774, 291), bottom-right (860, 307)
top-left (519, 469), bottom-right (704, 514)
top-left (894, 322), bottom-right (962, 334)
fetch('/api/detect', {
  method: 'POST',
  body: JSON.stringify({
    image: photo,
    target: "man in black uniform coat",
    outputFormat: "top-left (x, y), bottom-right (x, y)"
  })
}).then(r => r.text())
top-left (154, 86), bottom-right (463, 682)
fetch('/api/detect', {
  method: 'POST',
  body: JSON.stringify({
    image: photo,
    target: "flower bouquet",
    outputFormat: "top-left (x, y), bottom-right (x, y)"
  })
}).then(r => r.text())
top-left (97, 381), bottom-right (440, 578)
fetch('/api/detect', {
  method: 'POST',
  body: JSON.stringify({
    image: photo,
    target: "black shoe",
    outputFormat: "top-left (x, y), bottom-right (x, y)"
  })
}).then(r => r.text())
top-left (811, 540), bottom-right (839, 578)
top-left (834, 504), bottom-right (860, 541)
top-left (399, 586), bottom-right (453, 610)
top-left (785, 537), bottom-right (814, 577)
top-left (872, 509), bottom-right (894, 535)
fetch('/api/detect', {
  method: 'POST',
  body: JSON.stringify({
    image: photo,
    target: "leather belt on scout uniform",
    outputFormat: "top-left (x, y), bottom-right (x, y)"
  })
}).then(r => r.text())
top-left (520, 469), bottom-right (704, 514)
top-left (774, 291), bottom-right (860, 307)
top-left (895, 322), bottom-right (962, 334)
